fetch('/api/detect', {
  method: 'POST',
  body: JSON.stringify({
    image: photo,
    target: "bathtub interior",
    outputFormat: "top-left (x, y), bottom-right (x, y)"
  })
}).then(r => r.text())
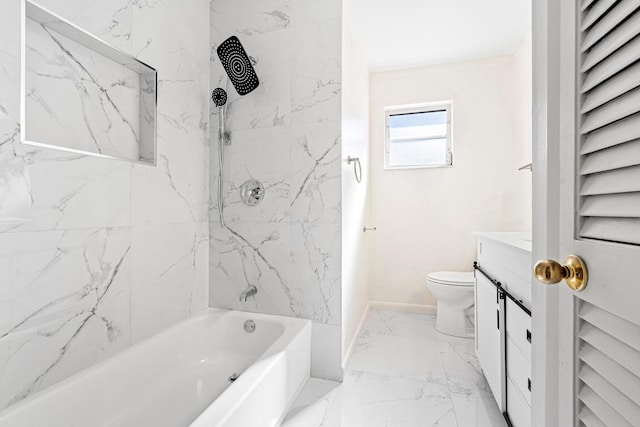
top-left (193, 310), bottom-right (287, 366)
top-left (0, 309), bottom-right (310, 427)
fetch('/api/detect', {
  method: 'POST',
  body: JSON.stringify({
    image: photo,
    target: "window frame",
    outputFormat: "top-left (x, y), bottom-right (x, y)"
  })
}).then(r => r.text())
top-left (384, 101), bottom-right (453, 170)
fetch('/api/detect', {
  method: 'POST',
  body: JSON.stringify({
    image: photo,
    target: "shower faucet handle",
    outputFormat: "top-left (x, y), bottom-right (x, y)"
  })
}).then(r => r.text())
top-left (250, 187), bottom-right (262, 199)
top-left (240, 180), bottom-right (264, 206)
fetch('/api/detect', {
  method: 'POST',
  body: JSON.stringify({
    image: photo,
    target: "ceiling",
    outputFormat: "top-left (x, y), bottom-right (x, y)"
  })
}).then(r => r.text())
top-left (350, 0), bottom-right (531, 72)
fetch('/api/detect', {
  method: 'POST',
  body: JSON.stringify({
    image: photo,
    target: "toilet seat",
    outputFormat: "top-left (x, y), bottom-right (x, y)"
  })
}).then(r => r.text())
top-left (427, 271), bottom-right (474, 286)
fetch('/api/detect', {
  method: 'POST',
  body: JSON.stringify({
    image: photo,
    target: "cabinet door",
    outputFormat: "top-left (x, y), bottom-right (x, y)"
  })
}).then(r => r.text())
top-left (476, 274), bottom-right (503, 410)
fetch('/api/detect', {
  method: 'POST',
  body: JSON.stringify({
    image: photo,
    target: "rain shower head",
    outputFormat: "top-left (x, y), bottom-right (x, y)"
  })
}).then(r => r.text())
top-left (217, 36), bottom-right (260, 96)
top-left (212, 87), bottom-right (227, 107)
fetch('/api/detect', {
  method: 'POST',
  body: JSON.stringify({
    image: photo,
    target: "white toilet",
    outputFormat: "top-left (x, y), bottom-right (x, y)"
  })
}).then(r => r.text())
top-left (426, 271), bottom-right (475, 338)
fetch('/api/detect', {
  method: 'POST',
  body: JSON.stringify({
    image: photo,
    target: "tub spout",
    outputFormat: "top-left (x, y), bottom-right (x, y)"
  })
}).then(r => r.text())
top-left (240, 284), bottom-right (257, 302)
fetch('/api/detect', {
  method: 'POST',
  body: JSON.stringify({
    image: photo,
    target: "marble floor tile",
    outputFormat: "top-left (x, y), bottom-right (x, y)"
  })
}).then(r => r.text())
top-left (450, 393), bottom-right (507, 427)
top-left (436, 333), bottom-right (493, 397)
top-left (282, 309), bottom-right (506, 427)
top-left (341, 370), bottom-right (457, 427)
top-left (348, 332), bottom-right (447, 384)
top-left (360, 309), bottom-right (437, 340)
top-left (284, 378), bottom-right (341, 427)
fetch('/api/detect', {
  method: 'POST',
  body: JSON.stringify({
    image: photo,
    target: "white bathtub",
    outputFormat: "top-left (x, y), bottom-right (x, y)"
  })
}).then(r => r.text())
top-left (0, 309), bottom-right (311, 427)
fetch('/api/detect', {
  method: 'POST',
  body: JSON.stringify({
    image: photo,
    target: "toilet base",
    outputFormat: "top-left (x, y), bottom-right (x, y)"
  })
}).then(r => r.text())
top-left (436, 304), bottom-right (474, 338)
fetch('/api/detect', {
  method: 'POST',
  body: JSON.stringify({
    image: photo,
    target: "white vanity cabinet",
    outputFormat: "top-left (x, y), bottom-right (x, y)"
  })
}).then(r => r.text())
top-left (475, 232), bottom-right (532, 427)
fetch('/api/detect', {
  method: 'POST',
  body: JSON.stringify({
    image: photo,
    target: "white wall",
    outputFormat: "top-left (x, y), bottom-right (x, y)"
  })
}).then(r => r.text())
top-left (512, 33), bottom-right (533, 228)
top-left (369, 54), bottom-right (532, 306)
top-left (341, 0), bottom-right (370, 365)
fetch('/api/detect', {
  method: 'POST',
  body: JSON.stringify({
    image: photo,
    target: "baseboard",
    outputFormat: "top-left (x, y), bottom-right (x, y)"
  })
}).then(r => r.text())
top-left (369, 301), bottom-right (437, 315)
top-left (342, 301), bottom-right (372, 369)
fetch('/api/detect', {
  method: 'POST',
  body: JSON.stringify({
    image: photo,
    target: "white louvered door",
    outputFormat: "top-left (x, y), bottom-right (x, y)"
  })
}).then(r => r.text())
top-left (556, 1), bottom-right (640, 426)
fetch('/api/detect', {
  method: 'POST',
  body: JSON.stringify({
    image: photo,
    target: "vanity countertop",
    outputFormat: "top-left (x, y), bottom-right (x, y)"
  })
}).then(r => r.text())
top-left (474, 232), bottom-right (532, 253)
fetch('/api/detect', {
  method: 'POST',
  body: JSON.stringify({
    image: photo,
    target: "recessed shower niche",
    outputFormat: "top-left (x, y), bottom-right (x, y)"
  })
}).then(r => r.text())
top-left (20, 0), bottom-right (157, 164)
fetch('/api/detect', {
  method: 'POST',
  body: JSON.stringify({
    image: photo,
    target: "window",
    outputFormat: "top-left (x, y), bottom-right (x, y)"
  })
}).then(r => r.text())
top-left (384, 102), bottom-right (452, 169)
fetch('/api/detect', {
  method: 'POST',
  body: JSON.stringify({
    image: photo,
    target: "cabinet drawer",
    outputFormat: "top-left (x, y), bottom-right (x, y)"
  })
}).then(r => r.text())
top-left (507, 336), bottom-right (531, 406)
top-left (507, 376), bottom-right (531, 427)
top-left (506, 299), bottom-right (531, 362)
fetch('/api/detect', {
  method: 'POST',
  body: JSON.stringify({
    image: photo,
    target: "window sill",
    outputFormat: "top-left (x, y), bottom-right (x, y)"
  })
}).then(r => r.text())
top-left (383, 163), bottom-right (453, 170)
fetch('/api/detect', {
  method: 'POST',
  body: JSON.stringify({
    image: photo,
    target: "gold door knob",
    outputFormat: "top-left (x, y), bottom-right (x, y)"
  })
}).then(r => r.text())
top-left (534, 255), bottom-right (588, 291)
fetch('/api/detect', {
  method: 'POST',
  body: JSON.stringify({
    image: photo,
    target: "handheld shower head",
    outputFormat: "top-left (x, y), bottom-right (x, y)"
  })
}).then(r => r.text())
top-left (212, 87), bottom-right (227, 107)
top-left (217, 36), bottom-right (260, 96)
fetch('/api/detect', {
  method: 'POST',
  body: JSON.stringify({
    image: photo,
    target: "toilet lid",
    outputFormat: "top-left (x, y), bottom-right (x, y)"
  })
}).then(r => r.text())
top-left (427, 271), bottom-right (474, 286)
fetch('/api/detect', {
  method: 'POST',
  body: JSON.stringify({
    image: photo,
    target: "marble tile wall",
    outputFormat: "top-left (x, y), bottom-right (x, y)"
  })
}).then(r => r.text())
top-left (209, 0), bottom-right (343, 380)
top-left (0, 0), bottom-right (209, 410)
